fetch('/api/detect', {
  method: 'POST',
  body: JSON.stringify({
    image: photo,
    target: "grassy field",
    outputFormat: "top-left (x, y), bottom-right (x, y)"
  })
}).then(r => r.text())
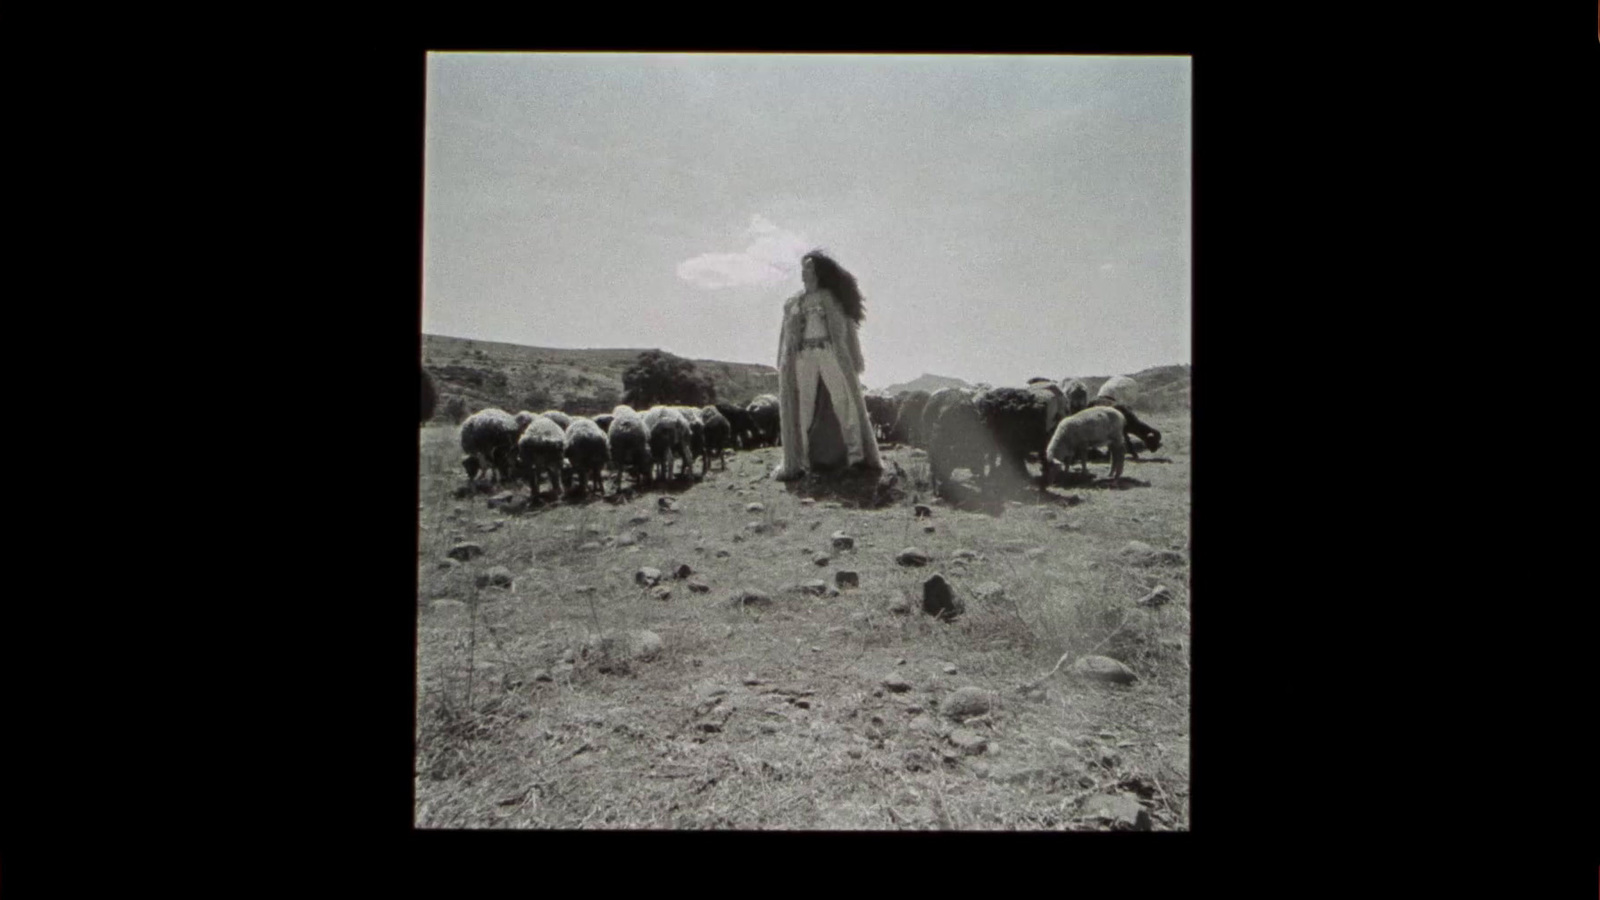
top-left (414, 412), bottom-right (1190, 830)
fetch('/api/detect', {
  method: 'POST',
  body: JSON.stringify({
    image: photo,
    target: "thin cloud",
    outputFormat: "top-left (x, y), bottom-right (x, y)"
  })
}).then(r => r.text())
top-left (678, 215), bottom-right (813, 289)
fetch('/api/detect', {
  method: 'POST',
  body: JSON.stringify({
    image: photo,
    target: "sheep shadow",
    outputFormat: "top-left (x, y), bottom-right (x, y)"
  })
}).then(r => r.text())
top-left (782, 467), bottom-right (906, 510)
top-left (1045, 471), bottom-right (1152, 491)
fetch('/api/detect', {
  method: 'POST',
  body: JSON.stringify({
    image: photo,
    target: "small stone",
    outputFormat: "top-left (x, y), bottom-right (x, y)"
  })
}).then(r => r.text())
top-left (972, 582), bottom-right (1005, 601)
top-left (736, 590), bottom-right (773, 609)
top-left (532, 670), bottom-right (553, 683)
top-left (615, 534), bottom-right (637, 547)
top-left (484, 565), bottom-right (514, 587)
top-left (673, 563), bottom-right (693, 579)
top-left (882, 676), bottom-right (913, 693)
top-left (942, 686), bottom-right (1000, 722)
top-left (887, 598), bottom-right (911, 615)
top-left (732, 534), bottom-right (745, 543)
top-left (830, 532), bottom-right (854, 550)
top-left (657, 497), bottom-right (677, 510)
top-left (1070, 656), bottom-right (1138, 685)
top-left (687, 578), bottom-right (710, 594)
top-left (834, 571), bottom-right (860, 589)
top-left (813, 553), bottom-right (831, 566)
top-left (795, 580), bottom-right (828, 596)
top-left (896, 547), bottom-right (931, 567)
top-left (715, 548), bottom-right (732, 558)
top-left (942, 663), bottom-right (958, 675)
top-left (447, 542), bottom-right (484, 562)
top-left (746, 502), bottom-right (765, 512)
top-left (574, 585), bottom-right (595, 594)
top-left (921, 573), bottom-right (964, 619)
top-left (948, 728), bottom-right (988, 755)
top-left (745, 521), bottom-right (766, 533)
top-left (436, 559), bottom-right (456, 570)
top-left (651, 586), bottom-right (672, 601)
top-left (1078, 794), bottom-right (1151, 831)
top-left (953, 549), bottom-right (979, 560)
top-left (914, 504), bottom-right (933, 518)
top-left (635, 567), bottom-right (663, 587)
top-left (1136, 585), bottom-right (1173, 607)
top-left (923, 524), bottom-right (936, 533)
top-left (629, 515), bottom-right (651, 526)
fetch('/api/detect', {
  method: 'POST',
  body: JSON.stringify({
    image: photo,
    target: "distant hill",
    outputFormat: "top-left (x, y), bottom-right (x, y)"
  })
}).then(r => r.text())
top-left (880, 373), bottom-right (974, 395)
top-left (422, 334), bottom-right (779, 422)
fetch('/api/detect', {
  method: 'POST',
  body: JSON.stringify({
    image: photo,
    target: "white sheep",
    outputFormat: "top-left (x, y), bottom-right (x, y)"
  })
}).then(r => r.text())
top-left (641, 406), bottom-right (692, 484)
top-left (1095, 375), bottom-right (1140, 407)
top-left (541, 410), bottom-right (573, 431)
top-left (1045, 406), bottom-right (1127, 482)
top-left (667, 406), bottom-right (709, 477)
top-left (459, 408), bottom-right (521, 486)
top-left (562, 417), bottom-right (609, 498)
top-left (516, 415), bottom-right (567, 500)
top-left (606, 406), bottom-right (652, 492)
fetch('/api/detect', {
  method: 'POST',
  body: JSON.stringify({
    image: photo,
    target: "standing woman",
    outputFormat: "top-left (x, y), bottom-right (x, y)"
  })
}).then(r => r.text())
top-left (772, 250), bottom-right (883, 480)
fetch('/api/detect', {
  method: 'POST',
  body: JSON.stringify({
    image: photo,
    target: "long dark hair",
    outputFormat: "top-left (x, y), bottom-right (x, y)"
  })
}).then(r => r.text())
top-left (804, 250), bottom-right (865, 324)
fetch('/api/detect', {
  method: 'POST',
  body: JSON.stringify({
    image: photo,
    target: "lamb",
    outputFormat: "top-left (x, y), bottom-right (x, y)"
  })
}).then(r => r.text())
top-left (746, 394), bottom-right (781, 447)
top-left (698, 405), bottom-right (732, 471)
top-left (1046, 406), bottom-right (1127, 482)
top-left (541, 410), bottom-right (573, 431)
top-left (1088, 398), bottom-right (1162, 459)
top-left (459, 408), bottom-right (521, 486)
top-left (891, 390), bottom-right (933, 447)
top-left (516, 414), bottom-right (568, 500)
top-left (714, 403), bottom-right (759, 449)
top-left (1095, 375), bottom-right (1140, 406)
top-left (642, 406), bottom-right (692, 484)
top-left (925, 391), bottom-right (1000, 496)
top-left (605, 405), bottom-right (652, 492)
top-left (562, 417), bottom-right (609, 498)
top-left (668, 406), bottom-right (709, 477)
top-left (593, 413), bottom-right (615, 434)
top-left (975, 382), bottom-right (1071, 488)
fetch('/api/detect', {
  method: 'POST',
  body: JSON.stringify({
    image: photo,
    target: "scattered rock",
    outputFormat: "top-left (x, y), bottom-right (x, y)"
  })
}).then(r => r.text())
top-left (574, 585), bottom-right (595, 594)
top-left (634, 567), bottom-right (663, 587)
top-left (476, 520), bottom-right (505, 532)
top-left (953, 549), bottom-right (979, 560)
top-left (746, 502), bottom-right (765, 513)
top-left (1078, 794), bottom-right (1151, 831)
top-left (687, 578), bottom-right (710, 594)
top-left (942, 686), bottom-right (999, 722)
top-left (971, 581), bottom-right (1005, 601)
top-left (812, 553), bottom-right (831, 566)
top-left (830, 532), bottom-right (854, 550)
top-left (673, 563), bottom-right (693, 579)
top-left (735, 590), bottom-right (773, 609)
top-left (896, 547), bottom-right (931, 567)
top-left (1070, 656), bottom-right (1138, 685)
top-left (745, 521), bottom-right (766, 534)
top-left (731, 534), bottom-right (745, 543)
top-left (914, 504), bottom-right (933, 518)
top-left (629, 514), bottom-right (651, 526)
top-left (715, 549), bottom-right (732, 558)
top-left (436, 559), bottom-right (456, 570)
top-left (923, 525), bottom-right (936, 533)
top-left (447, 542), bottom-right (484, 562)
top-left (887, 597), bottom-right (911, 615)
top-left (657, 497), bottom-right (677, 511)
top-left (582, 629), bottom-right (663, 669)
top-left (795, 579), bottom-right (828, 596)
top-left (532, 670), bottom-right (553, 683)
top-left (947, 728), bottom-right (989, 755)
top-left (921, 573), bottom-right (964, 620)
top-left (882, 676), bottom-right (912, 693)
top-left (475, 566), bottom-right (514, 588)
top-left (835, 571), bottom-right (859, 589)
top-left (616, 533), bottom-right (638, 547)
top-left (650, 586), bottom-right (672, 601)
top-left (942, 663), bottom-right (958, 675)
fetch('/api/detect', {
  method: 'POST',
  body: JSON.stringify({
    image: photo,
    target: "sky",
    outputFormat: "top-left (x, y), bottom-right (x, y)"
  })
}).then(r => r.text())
top-left (423, 53), bottom-right (1190, 390)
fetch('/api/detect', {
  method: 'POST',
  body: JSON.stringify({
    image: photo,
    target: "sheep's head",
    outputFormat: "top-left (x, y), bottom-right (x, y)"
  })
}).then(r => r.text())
top-left (1143, 430), bottom-right (1162, 453)
top-left (461, 456), bottom-right (481, 479)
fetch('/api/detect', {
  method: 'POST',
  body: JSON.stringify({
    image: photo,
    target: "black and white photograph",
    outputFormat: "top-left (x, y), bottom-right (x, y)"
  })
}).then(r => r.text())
top-left (417, 51), bottom-right (1191, 830)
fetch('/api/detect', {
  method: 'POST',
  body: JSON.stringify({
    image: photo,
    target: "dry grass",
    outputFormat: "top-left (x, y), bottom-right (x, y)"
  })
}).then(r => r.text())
top-left (415, 412), bottom-right (1190, 830)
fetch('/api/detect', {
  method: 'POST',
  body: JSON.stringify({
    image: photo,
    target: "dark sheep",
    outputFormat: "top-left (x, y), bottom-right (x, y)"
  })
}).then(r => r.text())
top-left (975, 383), bottom-right (1070, 487)
top-left (926, 391), bottom-right (1000, 496)
top-left (891, 390), bottom-right (933, 448)
top-left (715, 402), bottom-right (759, 449)
top-left (864, 391), bottom-right (901, 444)
top-left (459, 408), bottom-right (521, 486)
top-left (1061, 380), bottom-right (1090, 416)
top-left (699, 405), bottom-right (732, 471)
top-left (668, 406), bottom-right (709, 477)
top-left (1088, 398), bottom-right (1162, 459)
top-left (593, 413), bottom-right (615, 434)
top-left (746, 394), bottom-right (781, 447)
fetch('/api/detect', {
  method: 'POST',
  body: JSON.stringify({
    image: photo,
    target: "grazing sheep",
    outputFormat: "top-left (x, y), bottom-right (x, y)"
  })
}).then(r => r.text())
top-left (891, 390), bottom-right (933, 447)
top-left (642, 406), bottom-right (692, 484)
top-left (746, 394), bottom-right (781, 447)
top-left (516, 415), bottom-right (567, 500)
top-left (1046, 406), bottom-right (1127, 482)
top-left (714, 403), bottom-right (759, 449)
top-left (605, 405), bottom-right (652, 492)
top-left (926, 391), bottom-right (1000, 496)
top-left (562, 417), bottom-right (609, 498)
top-left (975, 382), bottom-right (1071, 487)
top-left (421, 367), bottom-right (437, 425)
top-left (514, 411), bottom-right (539, 434)
top-left (593, 413), bottom-right (615, 434)
top-left (1088, 398), bottom-right (1162, 459)
top-left (699, 405), bottom-right (732, 471)
top-left (1060, 379), bottom-right (1090, 416)
top-left (864, 391), bottom-right (901, 444)
top-left (459, 408), bottom-right (521, 486)
top-left (668, 406), bottom-right (709, 477)
top-left (541, 410), bottom-right (573, 431)
top-left (1096, 375), bottom-right (1140, 406)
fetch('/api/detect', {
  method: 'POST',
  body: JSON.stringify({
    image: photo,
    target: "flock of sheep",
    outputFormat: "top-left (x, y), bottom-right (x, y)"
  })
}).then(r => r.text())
top-left (457, 398), bottom-right (787, 502)
top-left (451, 375), bottom-right (1159, 504)
top-left (862, 374), bottom-right (1161, 495)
